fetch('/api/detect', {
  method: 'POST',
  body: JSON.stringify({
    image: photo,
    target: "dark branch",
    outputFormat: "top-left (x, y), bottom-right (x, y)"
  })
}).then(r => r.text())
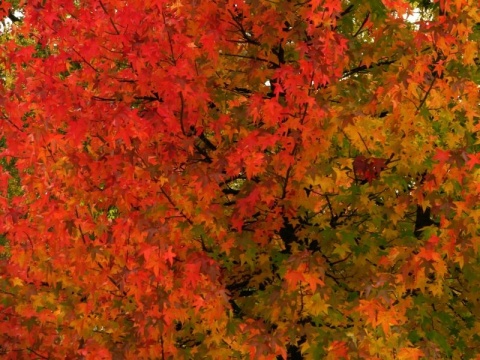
top-left (341, 59), bottom-right (396, 79)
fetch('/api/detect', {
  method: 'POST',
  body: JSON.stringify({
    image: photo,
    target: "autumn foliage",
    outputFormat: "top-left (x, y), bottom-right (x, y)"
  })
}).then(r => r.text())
top-left (0, 0), bottom-right (480, 358)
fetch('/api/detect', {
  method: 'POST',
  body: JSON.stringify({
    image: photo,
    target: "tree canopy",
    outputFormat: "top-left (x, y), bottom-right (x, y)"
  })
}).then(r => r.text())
top-left (1, 0), bottom-right (480, 358)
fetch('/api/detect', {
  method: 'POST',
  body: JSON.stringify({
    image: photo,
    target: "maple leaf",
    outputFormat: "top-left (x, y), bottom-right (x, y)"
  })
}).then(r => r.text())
top-left (433, 148), bottom-right (451, 164)
top-left (307, 293), bottom-right (330, 316)
top-left (417, 246), bottom-right (440, 262)
top-left (326, 340), bottom-right (349, 359)
top-left (184, 262), bottom-right (202, 286)
top-left (163, 245), bottom-right (176, 266)
top-left (466, 153), bottom-right (480, 170)
top-left (139, 244), bottom-right (158, 263)
top-left (284, 269), bottom-right (305, 289)
top-left (397, 347), bottom-right (424, 360)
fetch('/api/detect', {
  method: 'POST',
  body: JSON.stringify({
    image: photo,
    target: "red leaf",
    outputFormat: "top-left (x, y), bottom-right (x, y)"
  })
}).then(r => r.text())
top-left (433, 148), bottom-right (450, 164)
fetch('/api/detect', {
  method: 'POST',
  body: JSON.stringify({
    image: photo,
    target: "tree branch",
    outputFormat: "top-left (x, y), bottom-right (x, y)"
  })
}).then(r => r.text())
top-left (341, 59), bottom-right (396, 79)
top-left (353, 11), bottom-right (370, 37)
top-left (99, 0), bottom-right (120, 35)
top-left (221, 53), bottom-right (279, 69)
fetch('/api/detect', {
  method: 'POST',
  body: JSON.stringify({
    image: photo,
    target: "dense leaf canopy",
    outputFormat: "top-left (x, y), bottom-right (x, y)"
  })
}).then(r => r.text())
top-left (0, 0), bottom-right (480, 358)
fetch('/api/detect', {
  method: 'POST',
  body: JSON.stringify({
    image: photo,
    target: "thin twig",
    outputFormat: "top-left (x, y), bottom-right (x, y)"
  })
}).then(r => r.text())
top-left (221, 53), bottom-right (279, 68)
top-left (72, 48), bottom-right (99, 73)
top-left (340, 4), bottom-right (355, 17)
top-left (2, 114), bottom-right (23, 132)
top-left (227, 9), bottom-right (261, 46)
top-left (353, 11), bottom-right (370, 37)
top-left (26, 348), bottom-right (49, 360)
top-left (281, 166), bottom-right (292, 199)
top-left (330, 252), bottom-right (352, 266)
top-left (357, 132), bottom-right (372, 155)
top-left (91, 96), bottom-right (116, 102)
top-left (161, 11), bottom-right (176, 65)
top-left (417, 76), bottom-right (437, 111)
top-left (341, 59), bottom-right (396, 79)
top-left (178, 91), bottom-right (187, 136)
top-left (159, 186), bottom-right (193, 225)
top-left (99, 0), bottom-right (120, 35)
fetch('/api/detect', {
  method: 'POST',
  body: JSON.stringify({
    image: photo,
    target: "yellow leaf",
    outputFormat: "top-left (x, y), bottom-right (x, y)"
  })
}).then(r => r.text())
top-left (307, 293), bottom-right (330, 316)
top-left (309, 175), bottom-right (335, 191)
top-left (397, 347), bottom-right (424, 360)
top-left (333, 167), bottom-right (353, 187)
top-left (333, 243), bottom-right (350, 258)
top-left (463, 41), bottom-right (477, 65)
top-left (363, 55), bottom-right (373, 68)
top-left (11, 277), bottom-right (24, 287)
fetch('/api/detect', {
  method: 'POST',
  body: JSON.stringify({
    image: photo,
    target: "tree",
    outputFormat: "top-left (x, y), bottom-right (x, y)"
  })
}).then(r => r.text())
top-left (0, 0), bottom-right (479, 358)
